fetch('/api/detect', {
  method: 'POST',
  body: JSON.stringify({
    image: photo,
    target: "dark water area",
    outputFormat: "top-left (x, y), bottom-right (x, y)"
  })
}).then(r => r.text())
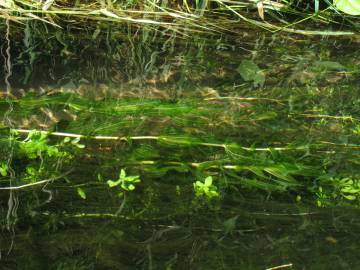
top-left (1, 22), bottom-right (360, 269)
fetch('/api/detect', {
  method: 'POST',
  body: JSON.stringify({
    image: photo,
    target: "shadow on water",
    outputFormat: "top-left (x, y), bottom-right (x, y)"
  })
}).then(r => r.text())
top-left (0, 20), bottom-right (360, 269)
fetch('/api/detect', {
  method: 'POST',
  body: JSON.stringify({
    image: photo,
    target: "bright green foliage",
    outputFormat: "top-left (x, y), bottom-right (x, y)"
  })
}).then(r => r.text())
top-left (352, 125), bottom-right (360, 135)
top-left (316, 177), bottom-right (360, 206)
top-left (107, 169), bottom-right (141, 191)
top-left (23, 166), bottom-right (40, 183)
top-left (193, 176), bottom-right (219, 199)
top-left (339, 178), bottom-right (360, 200)
top-left (0, 162), bottom-right (8, 176)
top-left (316, 186), bottom-right (330, 207)
top-left (336, 177), bottom-right (360, 201)
top-left (334, 0), bottom-right (360, 15)
top-left (77, 187), bottom-right (87, 199)
top-left (19, 130), bottom-right (61, 159)
top-left (63, 137), bottom-right (85, 148)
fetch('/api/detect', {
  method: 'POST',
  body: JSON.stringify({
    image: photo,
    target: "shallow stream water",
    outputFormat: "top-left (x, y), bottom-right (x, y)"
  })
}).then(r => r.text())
top-left (0, 24), bottom-right (360, 269)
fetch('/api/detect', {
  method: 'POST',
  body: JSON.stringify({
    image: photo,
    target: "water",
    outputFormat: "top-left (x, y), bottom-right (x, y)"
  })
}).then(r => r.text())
top-left (1, 22), bottom-right (360, 269)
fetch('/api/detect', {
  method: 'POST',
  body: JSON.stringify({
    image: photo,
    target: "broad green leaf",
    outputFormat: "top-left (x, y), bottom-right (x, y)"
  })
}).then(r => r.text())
top-left (334, 0), bottom-right (360, 15)
top-left (195, 181), bottom-right (204, 187)
top-left (107, 179), bottom-right (121, 187)
top-left (204, 176), bottom-right (213, 186)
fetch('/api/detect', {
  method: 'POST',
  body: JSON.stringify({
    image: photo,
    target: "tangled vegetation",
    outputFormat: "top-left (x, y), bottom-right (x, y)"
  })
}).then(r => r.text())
top-left (1, 0), bottom-right (360, 36)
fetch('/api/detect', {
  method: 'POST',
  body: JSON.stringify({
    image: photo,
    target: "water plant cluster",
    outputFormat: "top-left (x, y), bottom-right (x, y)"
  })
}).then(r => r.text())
top-left (1, 79), bottom-right (359, 208)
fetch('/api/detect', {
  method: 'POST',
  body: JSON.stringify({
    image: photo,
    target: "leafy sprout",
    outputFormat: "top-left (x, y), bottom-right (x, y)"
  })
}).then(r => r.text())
top-left (193, 176), bottom-right (219, 199)
top-left (107, 169), bottom-right (141, 192)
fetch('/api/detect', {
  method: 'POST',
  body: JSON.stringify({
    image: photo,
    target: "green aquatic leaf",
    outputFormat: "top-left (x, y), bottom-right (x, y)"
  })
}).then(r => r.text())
top-left (343, 194), bottom-right (357, 200)
top-left (77, 187), bottom-right (86, 199)
top-left (204, 176), bottom-right (213, 186)
top-left (0, 163), bottom-right (8, 176)
top-left (75, 143), bottom-right (85, 149)
top-left (334, 0), bottom-right (360, 15)
top-left (119, 169), bottom-right (126, 179)
top-left (127, 184), bottom-right (135, 191)
top-left (107, 179), bottom-right (122, 187)
top-left (237, 60), bottom-right (265, 87)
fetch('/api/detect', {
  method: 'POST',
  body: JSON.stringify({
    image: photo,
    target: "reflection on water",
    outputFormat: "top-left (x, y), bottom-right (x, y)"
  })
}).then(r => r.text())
top-left (1, 24), bottom-right (360, 269)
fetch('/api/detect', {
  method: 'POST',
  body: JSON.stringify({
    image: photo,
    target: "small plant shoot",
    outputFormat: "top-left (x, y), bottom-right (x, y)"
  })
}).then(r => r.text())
top-left (107, 169), bottom-right (141, 191)
top-left (193, 176), bottom-right (219, 199)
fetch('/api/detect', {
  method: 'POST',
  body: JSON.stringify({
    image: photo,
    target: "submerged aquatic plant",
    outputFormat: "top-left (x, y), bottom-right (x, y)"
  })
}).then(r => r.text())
top-left (193, 176), bottom-right (219, 199)
top-left (107, 169), bottom-right (141, 192)
top-left (19, 130), bottom-right (62, 159)
top-left (0, 162), bottom-right (8, 176)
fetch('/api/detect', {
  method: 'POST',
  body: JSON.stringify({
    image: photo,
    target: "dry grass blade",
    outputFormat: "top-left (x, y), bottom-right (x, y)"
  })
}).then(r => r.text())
top-left (0, 0), bottom-right (358, 36)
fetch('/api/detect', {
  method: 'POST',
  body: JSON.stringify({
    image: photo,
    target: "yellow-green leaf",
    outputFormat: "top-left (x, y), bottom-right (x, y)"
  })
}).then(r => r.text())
top-left (77, 187), bottom-right (86, 199)
top-left (334, 0), bottom-right (360, 15)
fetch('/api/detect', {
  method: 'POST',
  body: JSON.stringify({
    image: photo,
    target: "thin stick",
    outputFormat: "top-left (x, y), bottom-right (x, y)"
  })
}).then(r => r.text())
top-left (266, 263), bottom-right (293, 270)
top-left (0, 169), bottom-right (73, 190)
top-left (12, 129), bottom-right (314, 152)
